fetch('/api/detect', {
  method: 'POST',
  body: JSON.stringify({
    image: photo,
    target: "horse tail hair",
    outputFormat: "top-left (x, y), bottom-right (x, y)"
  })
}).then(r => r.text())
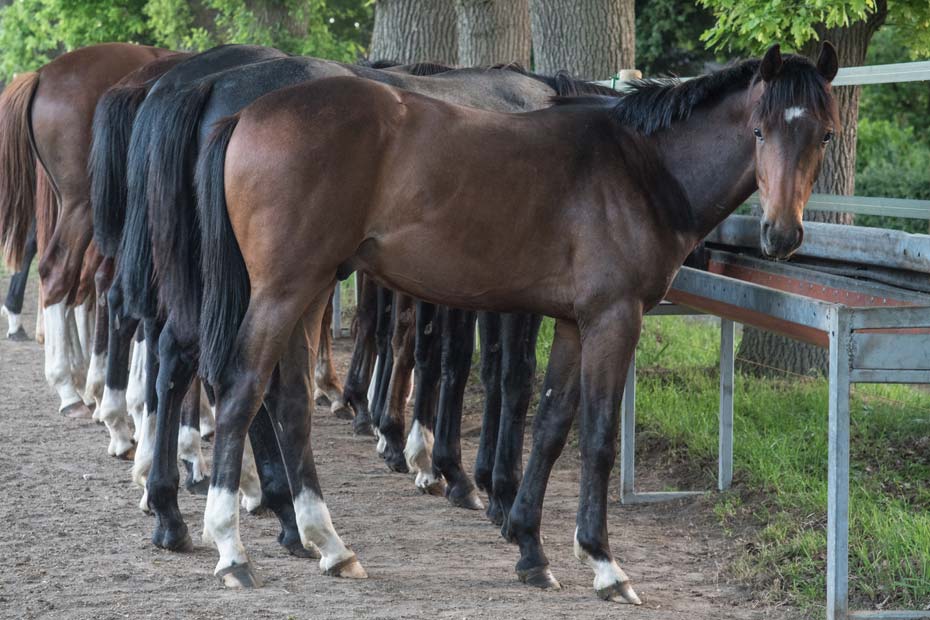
top-left (196, 114), bottom-right (247, 385)
top-left (0, 71), bottom-right (39, 270)
top-left (144, 81), bottom-right (213, 319)
top-left (34, 163), bottom-right (57, 254)
top-left (89, 82), bottom-right (150, 257)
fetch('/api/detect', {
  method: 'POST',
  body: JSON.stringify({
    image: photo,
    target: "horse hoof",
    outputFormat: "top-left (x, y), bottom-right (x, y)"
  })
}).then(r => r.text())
top-left (283, 539), bottom-right (320, 559)
top-left (485, 499), bottom-right (504, 526)
top-left (383, 449), bottom-right (409, 474)
top-left (417, 476), bottom-right (447, 497)
top-left (62, 402), bottom-right (93, 420)
top-left (596, 579), bottom-right (642, 605)
top-left (116, 445), bottom-right (136, 461)
top-left (153, 526), bottom-right (193, 553)
top-left (7, 327), bottom-right (29, 341)
top-left (314, 392), bottom-right (331, 408)
top-left (185, 477), bottom-right (210, 496)
top-left (217, 562), bottom-right (262, 588)
top-left (517, 565), bottom-right (561, 590)
top-left (353, 419), bottom-right (373, 437)
top-left (322, 555), bottom-right (367, 579)
top-left (331, 403), bottom-right (353, 420)
top-left (447, 487), bottom-right (484, 511)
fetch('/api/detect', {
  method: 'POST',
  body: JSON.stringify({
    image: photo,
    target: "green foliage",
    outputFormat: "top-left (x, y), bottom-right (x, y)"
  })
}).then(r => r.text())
top-left (0, 0), bottom-right (373, 80)
top-left (697, 0), bottom-right (930, 57)
top-left (635, 0), bottom-right (723, 75)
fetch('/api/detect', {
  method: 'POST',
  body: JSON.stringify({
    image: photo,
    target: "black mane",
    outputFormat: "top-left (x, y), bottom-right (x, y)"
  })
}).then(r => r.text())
top-left (553, 55), bottom-right (836, 136)
top-left (491, 62), bottom-right (621, 97)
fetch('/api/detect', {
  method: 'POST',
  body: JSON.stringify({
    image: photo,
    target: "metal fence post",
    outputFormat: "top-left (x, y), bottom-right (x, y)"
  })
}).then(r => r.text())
top-left (619, 356), bottom-right (637, 502)
top-left (718, 318), bottom-right (735, 491)
top-left (827, 308), bottom-right (851, 620)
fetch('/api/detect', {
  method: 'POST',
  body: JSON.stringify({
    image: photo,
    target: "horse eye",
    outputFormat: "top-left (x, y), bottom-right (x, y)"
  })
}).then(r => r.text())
top-left (823, 131), bottom-right (834, 143)
top-left (753, 127), bottom-right (763, 140)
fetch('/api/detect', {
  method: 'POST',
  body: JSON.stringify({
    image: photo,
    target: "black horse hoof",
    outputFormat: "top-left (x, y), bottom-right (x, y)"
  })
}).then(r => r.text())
top-left (185, 476), bottom-right (210, 496)
top-left (485, 497), bottom-right (504, 526)
top-left (284, 540), bottom-right (320, 559)
top-left (216, 562), bottom-right (262, 588)
top-left (383, 447), bottom-right (409, 474)
top-left (447, 485), bottom-right (484, 511)
top-left (314, 393), bottom-right (331, 408)
top-left (153, 525), bottom-right (193, 552)
top-left (353, 417), bottom-right (374, 437)
top-left (7, 327), bottom-right (29, 341)
top-left (517, 565), bottom-right (561, 590)
top-left (332, 403), bottom-right (354, 420)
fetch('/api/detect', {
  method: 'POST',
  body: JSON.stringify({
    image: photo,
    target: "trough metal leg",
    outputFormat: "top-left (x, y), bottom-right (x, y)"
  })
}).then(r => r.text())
top-left (619, 357), bottom-right (636, 502)
top-left (718, 318), bottom-right (735, 491)
top-left (827, 309), bottom-right (851, 620)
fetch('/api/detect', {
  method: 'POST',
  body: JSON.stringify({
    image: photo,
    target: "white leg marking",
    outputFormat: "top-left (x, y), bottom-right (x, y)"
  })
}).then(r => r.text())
top-left (43, 302), bottom-right (83, 411)
top-left (376, 433), bottom-right (387, 454)
top-left (34, 296), bottom-right (44, 345)
top-left (132, 408), bottom-right (157, 496)
top-left (199, 385), bottom-right (215, 438)
top-left (98, 387), bottom-right (133, 457)
top-left (203, 487), bottom-right (249, 573)
top-left (66, 307), bottom-right (88, 394)
top-left (239, 436), bottom-right (263, 513)
top-left (126, 339), bottom-right (146, 442)
top-left (293, 488), bottom-right (366, 577)
top-left (574, 528), bottom-right (642, 604)
top-left (73, 301), bottom-right (94, 361)
top-left (404, 419), bottom-right (433, 473)
top-left (84, 351), bottom-right (107, 413)
top-left (367, 357), bottom-right (379, 403)
top-left (178, 425), bottom-right (209, 484)
top-left (1, 306), bottom-right (22, 336)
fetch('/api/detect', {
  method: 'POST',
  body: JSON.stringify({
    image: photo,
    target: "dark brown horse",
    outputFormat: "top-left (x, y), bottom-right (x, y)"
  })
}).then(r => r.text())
top-left (197, 44), bottom-right (839, 598)
top-left (0, 43), bottom-right (175, 427)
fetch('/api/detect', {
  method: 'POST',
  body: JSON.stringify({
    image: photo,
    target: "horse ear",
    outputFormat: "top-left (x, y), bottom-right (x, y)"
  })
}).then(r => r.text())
top-left (817, 41), bottom-right (839, 82)
top-left (760, 44), bottom-right (782, 82)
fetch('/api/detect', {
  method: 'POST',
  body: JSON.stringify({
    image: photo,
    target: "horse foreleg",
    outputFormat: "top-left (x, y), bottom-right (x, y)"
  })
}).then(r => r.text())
top-left (431, 307), bottom-right (483, 511)
top-left (371, 285), bottom-right (394, 452)
top-left (488, 313), bottom-right (541, 524)
top-left (313, 290), bottom-right (350, 418)
top-left (474, 312), bottom-right (503, 521)
top-left (405, 301), bottom-right (444, 495)
top-left (97, 283), bottom-right (138, 458)
top-left (379, 293), bottom-right (415, 473)
top-left (83, 258), bottom-right (113, 409)
top-left (503, 319), bottom-right (580, 592)
top-left (178, 378), bottom-right (209, 496)
top-left (342, 273), bottom-right (377, 435)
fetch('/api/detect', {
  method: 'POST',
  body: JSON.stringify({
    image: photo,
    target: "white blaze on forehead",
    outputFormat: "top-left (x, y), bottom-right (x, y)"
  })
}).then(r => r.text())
top-left (784, 107), bottom-right (807, 123)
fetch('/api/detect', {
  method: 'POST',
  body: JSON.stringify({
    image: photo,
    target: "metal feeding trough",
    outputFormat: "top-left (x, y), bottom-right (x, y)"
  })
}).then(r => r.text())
top-left (619, 215), bottom-right (930, 620)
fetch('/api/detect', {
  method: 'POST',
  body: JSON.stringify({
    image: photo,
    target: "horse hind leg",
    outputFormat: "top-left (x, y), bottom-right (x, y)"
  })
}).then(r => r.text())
top-left (342, 273), bottom-right (377, 436)
top-left (84, 258), bottom-right (114, 410)
top-left (200, 382), bottom-right (216, 441)
top-left (313, 290), bottom-right (350, 419)
top-left (43, 300), bottom-right (91, 419)
top-left (474, 312), bottom-right (503, 523)
top-left (97, 283), bottom-right (139, 458)
top-left (203, 289), bottom-right (342, 587)
top-left (179, 378), bottom-right (210, 496)
top-left (2, 222), bottom-right (36, 340)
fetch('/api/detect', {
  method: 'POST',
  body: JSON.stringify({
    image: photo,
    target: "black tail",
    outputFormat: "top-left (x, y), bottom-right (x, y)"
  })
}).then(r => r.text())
top-left (89, 83), bottom-right (150, 257)
top-left (146, 81), bottom-right (214, 322)
top-left (119, 83), bottom-right (213, 319)
top-left (196, 114), bottom-right (247, 385)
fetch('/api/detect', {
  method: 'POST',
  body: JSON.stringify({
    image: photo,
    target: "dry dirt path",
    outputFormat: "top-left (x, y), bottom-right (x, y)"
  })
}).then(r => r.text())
top-left (0, 275), bottom-right (806, 619)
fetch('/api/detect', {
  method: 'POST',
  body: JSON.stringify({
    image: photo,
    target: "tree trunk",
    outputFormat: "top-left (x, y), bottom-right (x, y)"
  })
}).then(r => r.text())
top-left (370, 0), bottom-right (458, 64)
top-left (736, 3), bottom-right (888, 377)
top-left (454, 0), bottom-right (530, 67)
top-left (528, 0), bottom-right (635, 79)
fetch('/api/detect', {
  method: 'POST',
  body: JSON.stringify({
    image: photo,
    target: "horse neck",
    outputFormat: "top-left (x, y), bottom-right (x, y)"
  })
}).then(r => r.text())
top-left (654, 89), bottom-right (758, 244)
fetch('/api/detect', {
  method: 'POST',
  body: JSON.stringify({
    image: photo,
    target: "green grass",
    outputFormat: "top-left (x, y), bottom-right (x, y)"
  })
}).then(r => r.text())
top-left (535, 315), bottom-right (930, 612)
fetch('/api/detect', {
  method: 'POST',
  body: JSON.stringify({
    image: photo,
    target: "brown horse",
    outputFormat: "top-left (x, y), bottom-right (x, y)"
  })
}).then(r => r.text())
top-left (0, 43), bottom-right (175, 424)
top-left (196, 44), bottom-right (838, 597)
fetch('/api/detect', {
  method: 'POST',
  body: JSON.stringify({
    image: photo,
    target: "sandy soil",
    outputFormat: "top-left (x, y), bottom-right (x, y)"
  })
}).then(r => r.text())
top-left (0, 275), bottom-right (807, 620)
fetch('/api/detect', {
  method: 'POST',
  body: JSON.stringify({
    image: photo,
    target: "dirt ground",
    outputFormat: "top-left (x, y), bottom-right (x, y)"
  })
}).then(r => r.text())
top-left (0, 275), bottom-right (807, 620)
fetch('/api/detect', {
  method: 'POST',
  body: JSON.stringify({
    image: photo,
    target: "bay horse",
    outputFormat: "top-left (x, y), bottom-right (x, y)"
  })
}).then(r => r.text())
top-left (196, 43), bottom-right (839, 598)
top-left (122, 51), bottom-right (616, 573)
top-left (0, 43), bottom-right (176, 430)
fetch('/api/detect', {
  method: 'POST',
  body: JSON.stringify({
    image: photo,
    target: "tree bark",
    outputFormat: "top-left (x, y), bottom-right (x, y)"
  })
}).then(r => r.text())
top-left (454, 0), bottom-right (530, 67)
top-left (529, 0), bottom-right (635, 79)
top-left (736, 2), bottom-right (888, 377)
top-left (370, 0), bottom-right (458, 64)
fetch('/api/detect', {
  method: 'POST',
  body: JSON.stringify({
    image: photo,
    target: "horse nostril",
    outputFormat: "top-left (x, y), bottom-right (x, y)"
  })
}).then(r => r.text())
top-left (795, 225), bottom-right (804, 246)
